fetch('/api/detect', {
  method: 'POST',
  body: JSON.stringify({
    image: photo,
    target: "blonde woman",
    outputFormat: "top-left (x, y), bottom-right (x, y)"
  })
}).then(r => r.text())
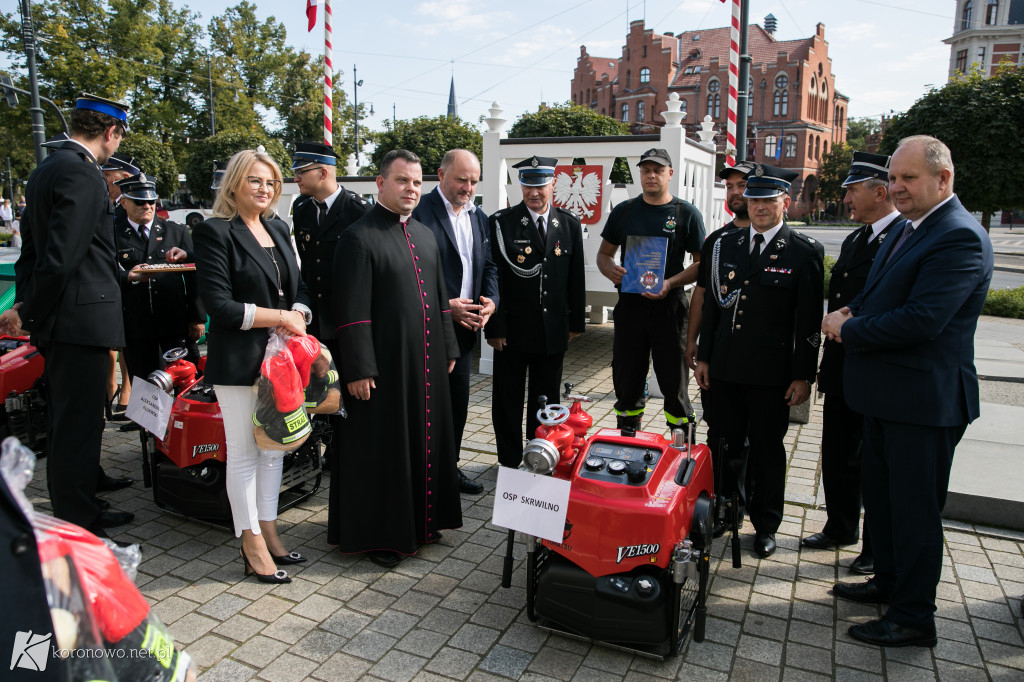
top-left (192, 149), bottom-right (311, 584)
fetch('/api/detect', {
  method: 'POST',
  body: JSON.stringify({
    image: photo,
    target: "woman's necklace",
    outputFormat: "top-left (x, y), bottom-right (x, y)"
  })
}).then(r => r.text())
top-left (264, 245), bottom-right (284, 297)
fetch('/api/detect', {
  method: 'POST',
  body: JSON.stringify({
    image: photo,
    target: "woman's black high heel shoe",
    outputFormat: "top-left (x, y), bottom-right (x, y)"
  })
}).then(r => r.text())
top-left (240, 548), bottom-right (291, 584)
top-left (272, 552), bottom-right (307, 565)
top-left (111, 386), bottom-right (131, 420)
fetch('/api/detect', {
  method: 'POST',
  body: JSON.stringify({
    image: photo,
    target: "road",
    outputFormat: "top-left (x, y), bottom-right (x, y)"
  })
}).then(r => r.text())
top-left (800, 225), bottom-right (1024, 290)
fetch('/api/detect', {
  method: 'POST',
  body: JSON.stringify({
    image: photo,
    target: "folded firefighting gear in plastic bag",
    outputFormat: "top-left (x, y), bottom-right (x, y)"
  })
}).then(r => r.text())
top-left (253, 332), bottom-right (312, 451)
top-left (0, 436), bottom-right (196, 682)
top-left (285, 335), bottom-right (344, 416)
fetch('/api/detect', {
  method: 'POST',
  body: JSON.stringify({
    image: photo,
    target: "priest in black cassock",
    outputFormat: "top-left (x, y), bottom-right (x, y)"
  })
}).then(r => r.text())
top-left (329, 149), bottom-right (463, 568)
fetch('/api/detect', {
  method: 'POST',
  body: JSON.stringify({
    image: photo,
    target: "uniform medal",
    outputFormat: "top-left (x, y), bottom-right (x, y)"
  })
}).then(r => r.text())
top-left (517, 255), bottom-right (525, 263)
top-left (525, 246), bottom-right (532, 255)
top-left (554, 241), bottom-right (562, 257)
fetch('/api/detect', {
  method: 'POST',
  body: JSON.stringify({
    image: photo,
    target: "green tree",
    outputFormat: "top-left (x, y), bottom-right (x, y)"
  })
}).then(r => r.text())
top-left (817, 143), bottom-right (854, 220)
top-left (845, 117), bottom-right (881, 152)
top-left (119, 133), bottom-right (178, 198)
top-left (208, 1), bottom-right (290, 115)
top-left (183, 131), bottom-right (289, 204)
top-left (880, 65), bottom-right (1024, 230)
top-left (275, 54), bottom-right (365, 162)
top-left (509, 103), bottom-right (631, 182)
top-left (369, 116), bottom-right (482, 176)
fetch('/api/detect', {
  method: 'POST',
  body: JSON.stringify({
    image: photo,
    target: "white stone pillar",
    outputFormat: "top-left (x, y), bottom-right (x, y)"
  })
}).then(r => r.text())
top-left (478, 101), bottom-right (508, 375)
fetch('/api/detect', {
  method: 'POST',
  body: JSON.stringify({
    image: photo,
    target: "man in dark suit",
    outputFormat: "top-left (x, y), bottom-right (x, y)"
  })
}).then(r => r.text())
top-left (291, 142), bottom-right (370, 345)
top-left (825, 135), bottom-right (993, 648)
top-left (100, 152), bottom-right (140, 221)
top-left (411, 149), bottom-right (498, 494)
top-left (114, 172), bottom-right (205, 380)
top-left (486, 156), bottom-right (586, 468)
top-left (802, 152), bottom-right (902, 574)
top-left (695, 163), bottom-right (824, 559)
top-left (1, 93), bottom-right (130, 538)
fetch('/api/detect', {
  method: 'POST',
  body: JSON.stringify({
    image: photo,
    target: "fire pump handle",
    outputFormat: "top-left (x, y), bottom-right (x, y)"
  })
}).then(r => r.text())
top-left (562, 382), bottom-right (592, 403)
top-left (162, 347), bottom-right (188, 363)
top-left (537, 403), bottom-right (570, 426)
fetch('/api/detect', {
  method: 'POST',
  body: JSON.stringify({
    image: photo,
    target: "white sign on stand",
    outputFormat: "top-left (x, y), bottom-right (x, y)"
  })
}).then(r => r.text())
top-left (492, 466), bottom-right (571, 543)
top-left (124, 377), bottom-right (174, 440)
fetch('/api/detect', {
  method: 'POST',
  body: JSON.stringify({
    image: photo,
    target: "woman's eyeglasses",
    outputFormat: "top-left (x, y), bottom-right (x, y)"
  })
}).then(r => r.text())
top-left (247, 177), bottom-right (282, 191)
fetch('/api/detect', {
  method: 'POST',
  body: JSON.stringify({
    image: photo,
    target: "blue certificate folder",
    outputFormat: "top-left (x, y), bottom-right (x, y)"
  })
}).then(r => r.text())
top-left (621, 236), bottom-right (669, 294)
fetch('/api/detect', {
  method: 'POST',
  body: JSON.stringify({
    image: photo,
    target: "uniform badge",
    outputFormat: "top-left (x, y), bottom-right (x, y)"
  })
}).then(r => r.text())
top-left (878, 233), bottom-right (888, 242)
top-left (525, 246), bottom-right (532, 254)
top-left (769, 254), bottom-right (778, 260)
top-left (775, 239), bottom-right (786, 250)
top-left (807, 332), bottom-right (822, 347)
top-left (808, 238), bottom-right (816, 243)
top-left (122, 253), bottom-right (129, 259)
top-left (531, 157), bottom-right (539, 167)
top-left (727, 271), bottom-right (735, 280)
top-left (551, 218), bottom-right (559, 228)
top-left (517, 255), bottom-right (525, 263)
top-left (737, 235), bottom-right (746, 246)
top-left (755, 164), bottom-right (765, 177)
top-left (721, 285), bottom-right (728, 295)
top-left (521, 216), bottom-right (530, 226)
top-left (665, 217), bottom-right (676, 230)
top-left (305, 234), bottom-right (311, 242)
top-left (554, 242), bottom-right (562, 256)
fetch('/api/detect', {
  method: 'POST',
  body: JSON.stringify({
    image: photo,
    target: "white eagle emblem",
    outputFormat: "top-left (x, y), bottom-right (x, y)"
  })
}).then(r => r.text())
top-left (553, 168), bottom-right (601, 219)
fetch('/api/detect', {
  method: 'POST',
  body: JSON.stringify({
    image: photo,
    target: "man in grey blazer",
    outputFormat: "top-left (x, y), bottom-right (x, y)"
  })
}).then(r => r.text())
top-left (411, 149), bottom-right (498, 494)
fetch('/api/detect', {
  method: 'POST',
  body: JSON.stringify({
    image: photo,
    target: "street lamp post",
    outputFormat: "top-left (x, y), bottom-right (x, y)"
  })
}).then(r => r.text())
top-left (353, 65), bottom-right (362, 167)
top-left (20, 0), bottom-right (45, 164)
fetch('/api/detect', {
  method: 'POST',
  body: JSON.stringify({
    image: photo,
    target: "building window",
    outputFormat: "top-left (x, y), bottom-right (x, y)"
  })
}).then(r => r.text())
top-left (637, 100), bottom-right (646, 122)
top-left (764, 135), bottom-right (778, 159)
top-left (785, 134), bottom-right (797, 158)
top-left (978, 45), bottom-right (986, 69)
top-left (622, 103), bottom-right (629, 122)
top-left (747, 77), bottom-right (754, 117)
top-left (821, 83), bottom-right (829, 122)
top-left (640, 67), bottom-right (650, 84)
top-left (956, 49), bottom-right (968, 71)
top-left (774, 74), bottom-right (789, 116)
top-left (679, 98), bottom-right (687, 117)
top-left (814, 136), bottom-right (820, 160)
top-left (962, 0), bottom-right (974, 29)
top-left (823, 141), bottom-right (828, 156)
top-left (642, 44), bottom-right (647, 58)
top-left (987, 0), bottom-right (999, 24)
top-left (707, 79), bottom-right (721, 119)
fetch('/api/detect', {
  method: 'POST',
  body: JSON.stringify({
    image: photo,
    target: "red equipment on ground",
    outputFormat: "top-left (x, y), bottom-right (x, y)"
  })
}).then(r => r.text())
top-left (507, 383), bottom-right (714, 659)
top-left (142, 348), bottom-right (324, 528)
top-left (0, 335), bottom-right (47, 452)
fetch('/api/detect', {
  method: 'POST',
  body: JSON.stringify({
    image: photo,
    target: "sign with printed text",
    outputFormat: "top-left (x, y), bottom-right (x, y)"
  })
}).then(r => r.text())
top-left (125, 377), bottom-right (174, 439)
top-left (553, 164), bottom-right (603, 224)
top-left (492, 466), bottom-right (571, 542)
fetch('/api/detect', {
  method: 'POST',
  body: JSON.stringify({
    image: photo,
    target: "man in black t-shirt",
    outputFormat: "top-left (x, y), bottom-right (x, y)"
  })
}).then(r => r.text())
top-left (596, 148), bottom-right (705, 433)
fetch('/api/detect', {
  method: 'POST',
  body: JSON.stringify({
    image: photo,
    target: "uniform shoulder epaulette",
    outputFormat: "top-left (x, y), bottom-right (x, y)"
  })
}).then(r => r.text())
top-left (553, 206), bottom-right (580, 223)
top-left (342, 188), bottom-right (369, 205)
top-left (492, 207), bottom-right (513, 219)
top-left (294, 195), bottom-right (312, 209)
top-left (790, 230), bottom-right (818, 246)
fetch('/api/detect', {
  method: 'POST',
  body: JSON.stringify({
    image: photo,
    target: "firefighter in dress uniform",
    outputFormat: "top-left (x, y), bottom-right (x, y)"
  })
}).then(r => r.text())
top-left (695, 163), bottom-right (824, 559)
top-left (114, 172), bottom-right (205, 382)
top-left (486, 156), bottom-right (586, 468)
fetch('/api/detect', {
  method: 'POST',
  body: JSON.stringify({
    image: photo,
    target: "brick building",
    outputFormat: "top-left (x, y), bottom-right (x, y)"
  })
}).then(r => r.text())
top-left (571, 18), bottom-right (849, 218)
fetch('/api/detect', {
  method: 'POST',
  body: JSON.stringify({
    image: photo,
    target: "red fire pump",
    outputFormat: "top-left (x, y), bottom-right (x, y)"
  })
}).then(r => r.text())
top-left (0, 335), bottom-right (47, 453)
top-left (504, 383), bottom-right (715, 659)
top-left (140, 348), bottom-right (325, 528)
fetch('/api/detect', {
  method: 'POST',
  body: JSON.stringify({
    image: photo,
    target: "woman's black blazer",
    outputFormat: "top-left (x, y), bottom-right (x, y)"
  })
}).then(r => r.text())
top-left (193, 215), bottom-right (311, 386)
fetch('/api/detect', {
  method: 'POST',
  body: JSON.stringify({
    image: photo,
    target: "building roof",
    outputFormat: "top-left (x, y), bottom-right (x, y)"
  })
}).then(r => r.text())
top-left (587, 54), bottom-right (619, 84)
top-left (669, 25), bottom-right (815, 89)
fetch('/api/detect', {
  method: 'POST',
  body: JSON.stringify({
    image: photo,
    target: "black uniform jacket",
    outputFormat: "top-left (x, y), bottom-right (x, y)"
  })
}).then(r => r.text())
top-left (193, 215), bottom-right (311, 386)
top-left (114, 215), bottom-right (205, 340)
top-left (411, 188), bottom-right (500, 356)
top-left (697, 222), bottom-right (824, 387)
top-left (293, 188), bottom-right (370, 340)
top-left (15, 140), bottom-right (125, 348)
top-left (817, 217), bottom-right (902, 395)
top-left (485, 202), bottom-right (586, 356)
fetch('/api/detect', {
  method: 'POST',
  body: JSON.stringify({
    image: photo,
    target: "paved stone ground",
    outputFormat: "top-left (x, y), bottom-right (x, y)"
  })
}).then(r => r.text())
top-left (19, 322), bottom-right (1024, 681)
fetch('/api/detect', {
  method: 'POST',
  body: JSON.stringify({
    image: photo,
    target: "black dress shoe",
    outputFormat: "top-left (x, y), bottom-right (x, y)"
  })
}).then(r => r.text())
top-left (367, 550), bottom-right (403, 568)
top-left (97, 510), bottom-right (134, 528)
top-left (271, 552), bottom-right (307, 565)
top-left (457, 470), bottom-right (483, 495)
top-left (802, 531), bottom-right (858, 550)
top-left (833, 580), bottom-right (890, 604)
top-left (96, 498), bottom-right (111, 511)
top-left (849, 618), bottom-right (936, 648)
top-left (849, 554), bottom-right (875, 575)
top-left (754, 532), bottom-right (776, 558)
top-left (96, 474), bottom-right (134, 493)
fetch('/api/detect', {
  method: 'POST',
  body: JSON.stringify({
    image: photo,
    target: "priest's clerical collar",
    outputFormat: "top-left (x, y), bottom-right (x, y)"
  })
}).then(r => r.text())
top-left (375, 198), bottom-right (411, 221)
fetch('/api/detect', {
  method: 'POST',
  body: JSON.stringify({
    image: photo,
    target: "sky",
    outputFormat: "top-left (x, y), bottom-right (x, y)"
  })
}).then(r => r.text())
top-left (1, 0), bottom-right (956, 135)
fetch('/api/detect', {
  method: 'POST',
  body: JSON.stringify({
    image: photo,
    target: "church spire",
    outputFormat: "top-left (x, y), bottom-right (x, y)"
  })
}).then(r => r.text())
top-left (447, 75), bottom-right (458, 119)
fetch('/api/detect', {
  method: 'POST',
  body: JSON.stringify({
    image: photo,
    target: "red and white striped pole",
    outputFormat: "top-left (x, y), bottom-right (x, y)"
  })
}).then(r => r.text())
top-left (726, 0), bottom-right (740, 168)
top-left (323, 0), bottom-right (333, 146)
